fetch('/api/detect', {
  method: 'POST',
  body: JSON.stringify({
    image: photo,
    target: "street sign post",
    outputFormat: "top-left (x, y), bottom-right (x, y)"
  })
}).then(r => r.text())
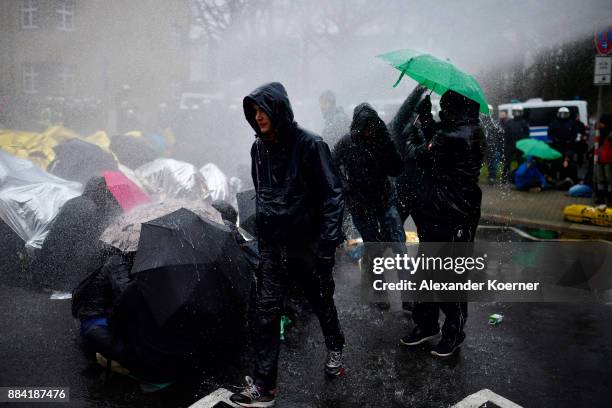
top-left (593, 26), bottom-right (611, 120)
top-left (594, 56), bottom-right (611, 85)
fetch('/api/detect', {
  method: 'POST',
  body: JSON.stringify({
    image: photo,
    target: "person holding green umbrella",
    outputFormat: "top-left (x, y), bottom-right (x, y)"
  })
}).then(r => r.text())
top-left (399, 89), bottom-right (486, 357)
top-left (377, 48), bottom-right (490, 115)
top-left (514, 139), bottom-right (563, 191)
top-left (378, 48), bottom-right (487, 356)
top-left (516, 138), bottom-right (562, 161)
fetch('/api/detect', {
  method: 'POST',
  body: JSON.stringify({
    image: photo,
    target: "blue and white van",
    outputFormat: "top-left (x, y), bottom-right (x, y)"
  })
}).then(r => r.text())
top-left (498, 99), bottom-right (588, 142)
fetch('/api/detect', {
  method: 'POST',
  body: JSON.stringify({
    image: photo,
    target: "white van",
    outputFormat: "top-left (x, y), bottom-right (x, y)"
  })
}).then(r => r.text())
top-left (498, 99), bottom-right (588, 142)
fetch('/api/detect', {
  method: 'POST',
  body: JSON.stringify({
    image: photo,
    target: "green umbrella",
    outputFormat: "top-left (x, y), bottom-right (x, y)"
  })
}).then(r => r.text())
top-left (377, 48), bottom-right (490, 115)
top-left (516, 138), bottom-right (562, 160)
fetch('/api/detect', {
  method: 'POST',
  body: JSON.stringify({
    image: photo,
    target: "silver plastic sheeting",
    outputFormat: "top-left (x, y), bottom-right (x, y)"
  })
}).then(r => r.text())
top-left (200, 163), bottom-right (229, 201)
top-left (135, 158), bottom-right (210, 202)
top-left (100, 199), bottom-right (223, 252)
top-left (117, 163), bottom-right (146, 190)
top-left (228, 176), bottom-right (243, 208)
top-left (0, 151), bottom-right (82, 250)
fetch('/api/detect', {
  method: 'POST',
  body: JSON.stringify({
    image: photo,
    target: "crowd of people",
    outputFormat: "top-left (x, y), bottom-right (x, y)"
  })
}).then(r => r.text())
top-left (46, 78), bottom-right (612, 407)
top-left (484, 104), bottom-right (610, 204)
top-left (230, 82), bottom-right (485, 407)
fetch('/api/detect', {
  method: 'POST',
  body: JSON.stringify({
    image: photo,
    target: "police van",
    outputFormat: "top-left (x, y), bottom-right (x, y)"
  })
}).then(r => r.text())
top-left (498, 99), bottom-right (588, 142)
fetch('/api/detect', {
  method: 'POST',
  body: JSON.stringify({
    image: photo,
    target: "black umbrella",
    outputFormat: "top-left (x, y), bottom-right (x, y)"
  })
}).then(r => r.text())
top-left (131, 208), bottom-right (252, 328)
top-left (236, 189), bottom-right (256, 237)
top-left (110, 135), bottom-right (158, 169)
top-left (48, 139), bottom-right (118, 184)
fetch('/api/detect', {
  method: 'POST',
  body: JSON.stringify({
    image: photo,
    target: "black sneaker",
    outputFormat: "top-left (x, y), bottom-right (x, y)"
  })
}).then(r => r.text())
top-left (324, 350), bottom-right (345, 377)
top-left (400, 326), bottom-right (441, 346)
top-left (430, 333), bottom-right (465, 357)
top-left (230, 376), bottom-right (276, 407)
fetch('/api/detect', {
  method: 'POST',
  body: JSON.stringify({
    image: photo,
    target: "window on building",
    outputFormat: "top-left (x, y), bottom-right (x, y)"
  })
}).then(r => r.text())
top-left (58, 64), bottom-right (76, 95)
top-left (56, 0), bottom-right (75, 32)
top-left (22, 63), bottom-right (39, 94)
top-left (21, 0), bottom-right (39, 29)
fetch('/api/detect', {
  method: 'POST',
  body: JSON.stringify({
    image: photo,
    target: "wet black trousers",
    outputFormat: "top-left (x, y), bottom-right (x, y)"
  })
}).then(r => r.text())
top-left (413, 302), bottom-right (468, 341)
top-left (252, 242), bottom-right (345, 390)
top-left (411, 216), bottom-right (478, 342)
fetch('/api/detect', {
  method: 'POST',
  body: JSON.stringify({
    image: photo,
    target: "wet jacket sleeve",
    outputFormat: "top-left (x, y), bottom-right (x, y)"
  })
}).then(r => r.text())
top-left (310, 140), bottom-right (345, 249)
top-left (403, 124), bottom-right (432, 167)
top-left (250, 142), bottom-right (258, 193)
top-left (378, 131), bottom-right (403, 177)
top-left (388, 86), bottom-right (427, 139)
top-left (331, 138), bottom-right (348, 190)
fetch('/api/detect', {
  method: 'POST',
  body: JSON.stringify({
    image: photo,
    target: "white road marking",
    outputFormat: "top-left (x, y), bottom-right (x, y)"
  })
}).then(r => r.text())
top-left (188, 387), bottom-right (240, 407)
top-left (50, 291), bottom-right (72, 299)
top-left (452, 388), bottom-right (523, 408)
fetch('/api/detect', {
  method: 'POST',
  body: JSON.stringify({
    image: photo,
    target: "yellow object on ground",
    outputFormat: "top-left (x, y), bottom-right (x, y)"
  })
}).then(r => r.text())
top-left (124, 131), bottom-right (144, 138)
top-left (0, 126), bottom-right (119, 169)
top-left (405, 231), bottom-right (419, 243)
top-left (0, 129), bottom-right (56, 168)
top-left (563, 204), bottom-right (612, 227)
top-left (41, 125), bottom-right (79, 142)
top-left (84, 131), bottom-right (112, 152)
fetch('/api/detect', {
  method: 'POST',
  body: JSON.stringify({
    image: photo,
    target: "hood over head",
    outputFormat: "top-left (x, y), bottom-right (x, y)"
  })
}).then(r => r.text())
top-left (243, 82), bottom-right (295, 136)
top-left (350, 103), bottom-right (387, 142)
top-left (82, 176), bottom-right (121, 215)
top-left (440, 90), bottom-right (480, 123)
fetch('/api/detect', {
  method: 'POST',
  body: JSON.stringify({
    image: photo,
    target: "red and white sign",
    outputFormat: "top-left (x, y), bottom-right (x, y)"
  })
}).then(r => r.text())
top-left (594, 27), bottom-right (612, 55)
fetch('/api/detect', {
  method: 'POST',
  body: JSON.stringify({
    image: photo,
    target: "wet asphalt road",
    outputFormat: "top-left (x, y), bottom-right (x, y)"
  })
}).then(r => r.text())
top-left (1, 246), bottom-right (611, 407)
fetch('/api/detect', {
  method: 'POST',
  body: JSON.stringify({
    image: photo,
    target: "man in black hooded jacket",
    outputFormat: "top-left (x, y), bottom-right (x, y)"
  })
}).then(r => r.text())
top-left (332, 103), bottom-right (405, 309)
top-left (400, 90), bottom-right (485, 358)
top-left (231, 82), bottom-right (345, 407)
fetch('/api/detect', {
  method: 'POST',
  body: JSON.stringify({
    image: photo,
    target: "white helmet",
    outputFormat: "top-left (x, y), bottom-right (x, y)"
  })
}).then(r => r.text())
top-left (558, 107), bottom-right (570, 119)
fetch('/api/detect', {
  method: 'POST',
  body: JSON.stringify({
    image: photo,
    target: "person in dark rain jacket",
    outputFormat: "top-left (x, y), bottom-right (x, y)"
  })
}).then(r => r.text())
top-left (389, 85), bottom-right (437, 224)
top-left (333, 103), bottom-right (405, 309)
top-left (501, 105), bottom-right (530, 178)
top-left (549, 107), bottom-right (580, 157)
top-left (319, 90), bottom-right (350, 149)
top-left (33, 176), bottom-right (122, 291)
top-left (231, 82), bottom-right (345, 408)
top-left (400, 90), bottom-right (485, 358)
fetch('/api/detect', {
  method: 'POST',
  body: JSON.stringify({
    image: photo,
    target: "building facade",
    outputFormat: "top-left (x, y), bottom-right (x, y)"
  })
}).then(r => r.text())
top-left (0, 0), bottom-right (191, 133)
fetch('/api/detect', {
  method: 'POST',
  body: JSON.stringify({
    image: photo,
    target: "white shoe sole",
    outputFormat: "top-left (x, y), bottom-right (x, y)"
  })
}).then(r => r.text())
top-left (234, 400), bottom-right (275, 407)
top-left (430, 343), bottom-right (462, 357)
top-left (399, 330), bottom-right (441, 346)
